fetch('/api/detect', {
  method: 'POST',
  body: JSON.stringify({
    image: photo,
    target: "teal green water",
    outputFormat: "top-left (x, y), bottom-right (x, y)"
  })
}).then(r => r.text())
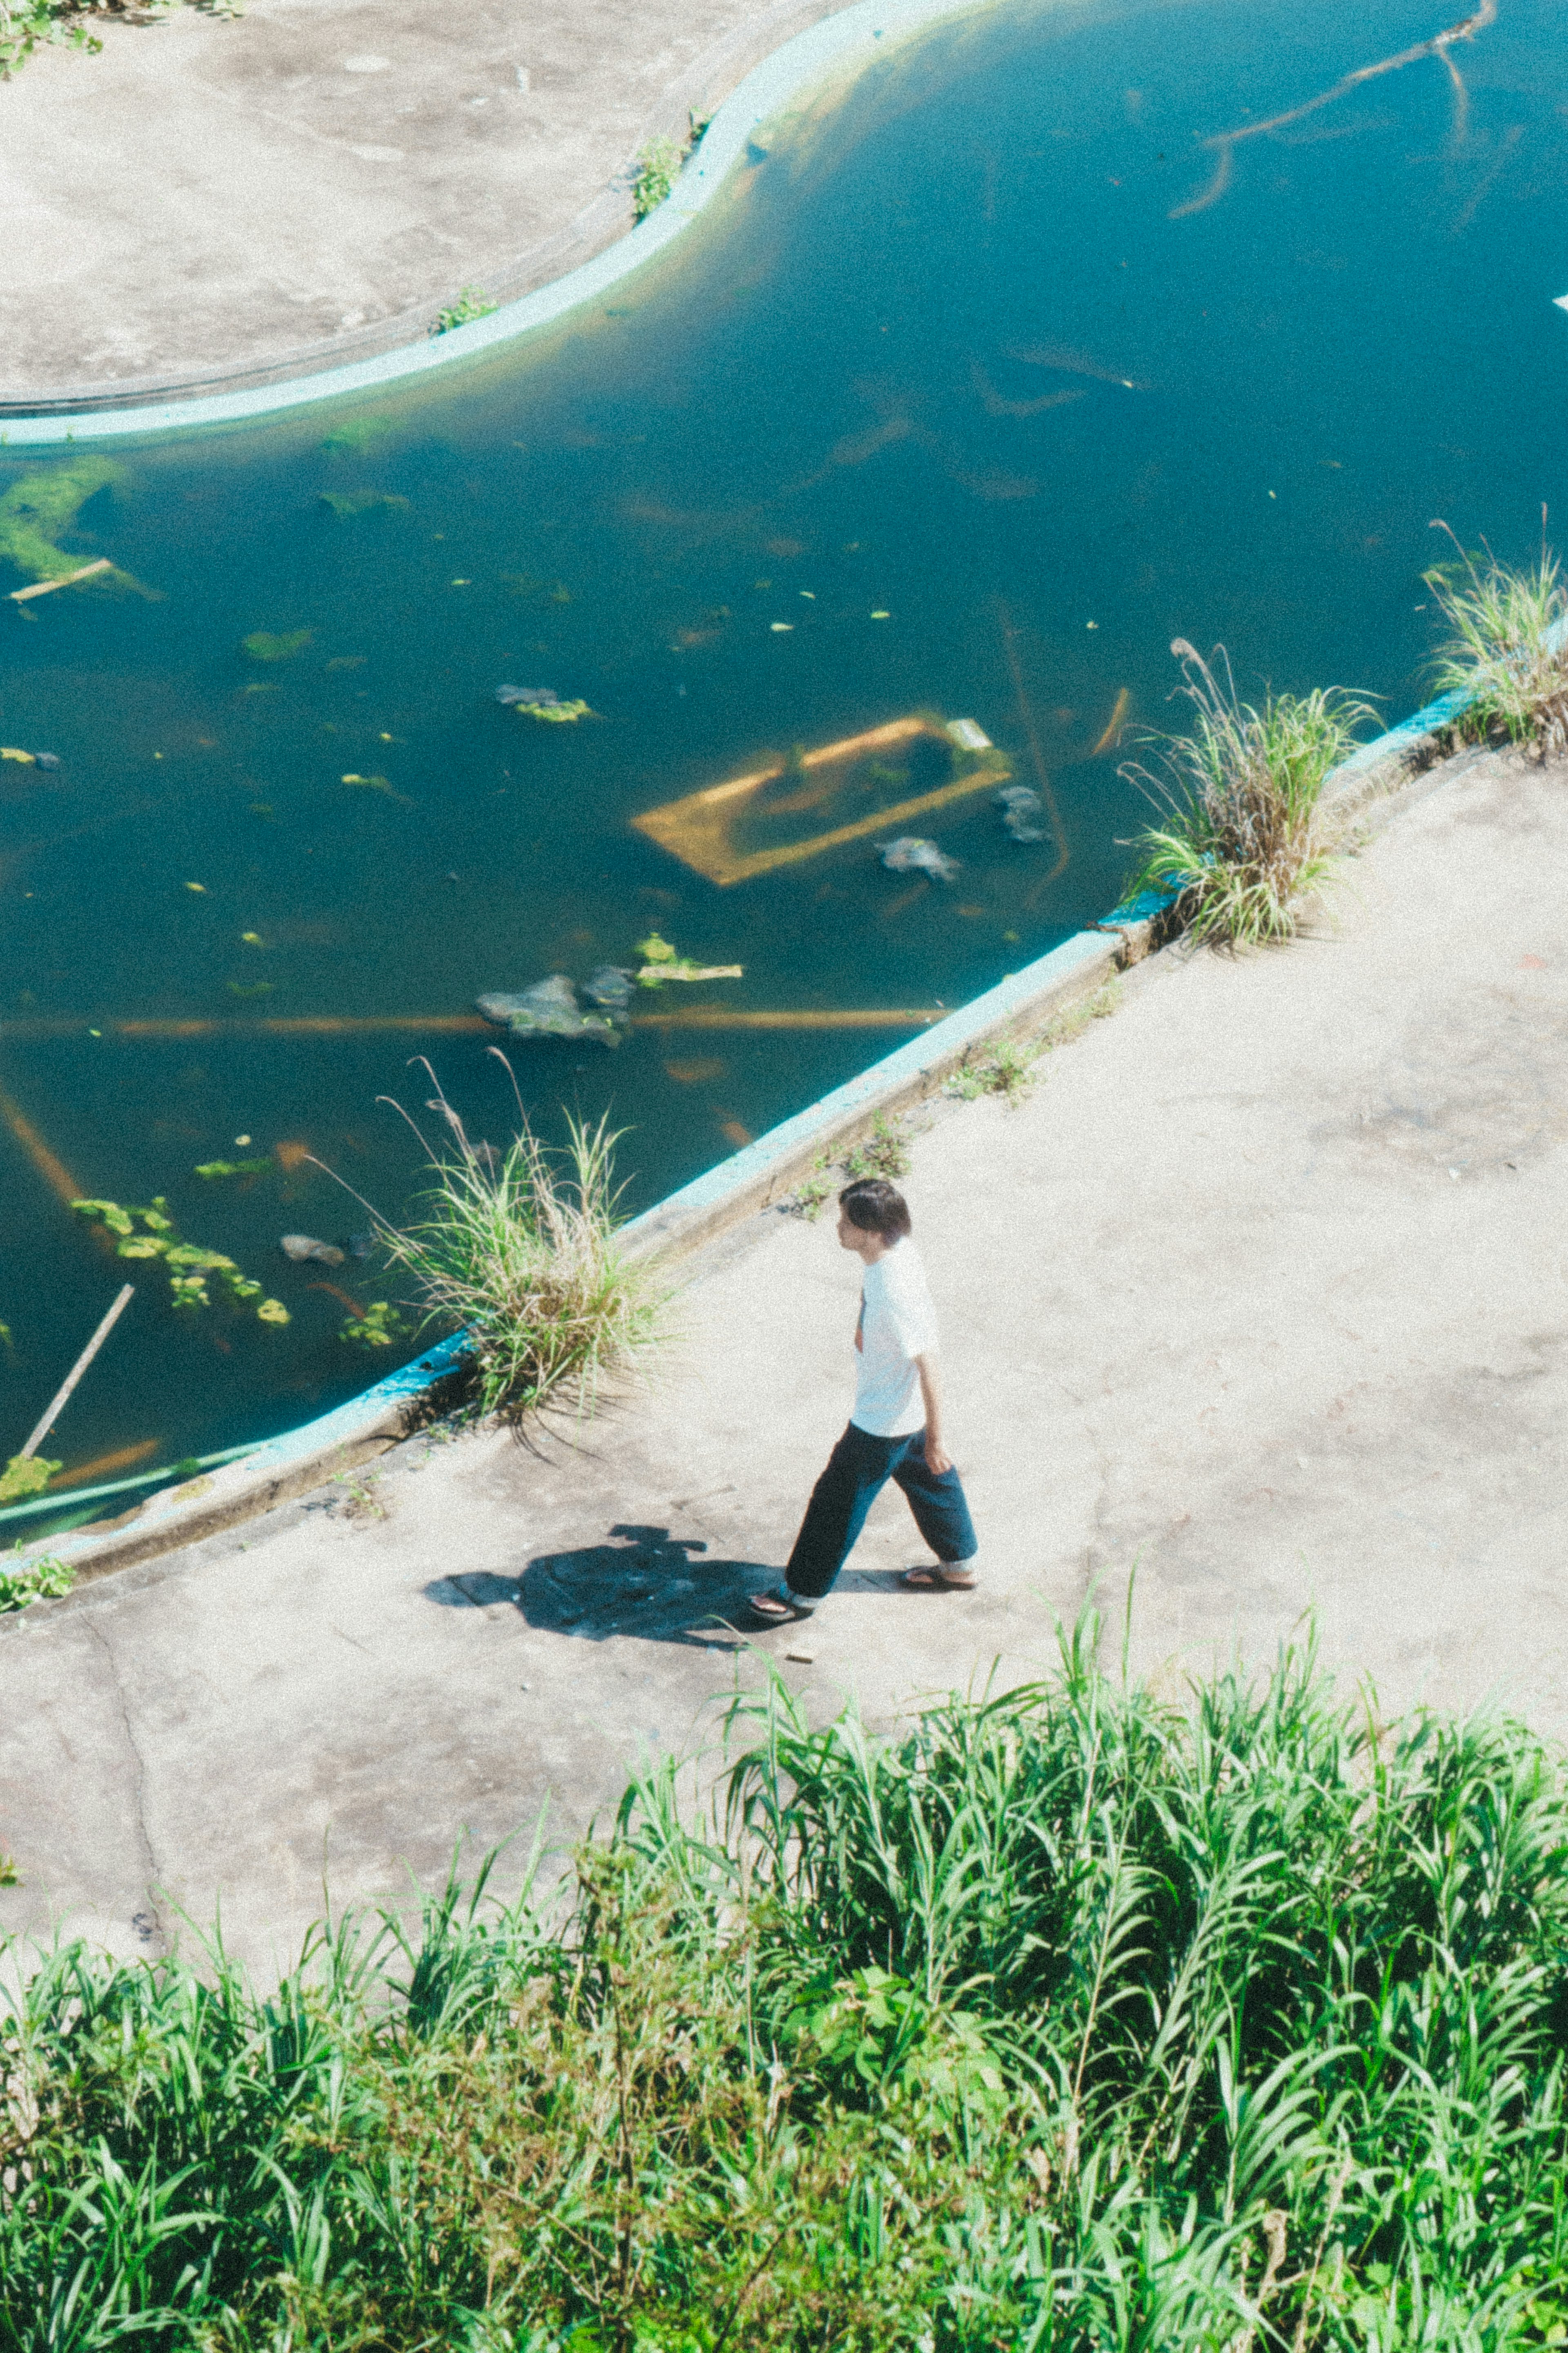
top-left (2, 0), bottom-right (1565, 1494)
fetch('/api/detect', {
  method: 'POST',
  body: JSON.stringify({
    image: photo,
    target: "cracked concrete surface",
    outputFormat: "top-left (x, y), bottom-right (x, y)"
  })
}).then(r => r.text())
top-left (3, 744), bottom-right (1568, 1980)
top-left (0, 0), bottom-right (841, 397)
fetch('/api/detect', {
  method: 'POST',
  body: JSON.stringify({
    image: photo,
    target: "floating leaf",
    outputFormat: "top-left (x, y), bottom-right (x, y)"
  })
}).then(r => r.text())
top-left (318, 490), bottom-right (410, 517)
top-left (242, 629), bottom-right (312, 662)
top-left (257, 1298), bottom-right (291, 1326)
top-left (194, 1158), bottom-right (274, 1180)
top-left (0, 1453), bottom-right (59, 1504)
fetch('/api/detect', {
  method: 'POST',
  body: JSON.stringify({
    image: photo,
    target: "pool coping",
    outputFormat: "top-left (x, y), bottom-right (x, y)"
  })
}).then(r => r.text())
top-left (0, 0), bottom-right (999, 448)
top-left (4, 681), bottom-right (1478, 1587)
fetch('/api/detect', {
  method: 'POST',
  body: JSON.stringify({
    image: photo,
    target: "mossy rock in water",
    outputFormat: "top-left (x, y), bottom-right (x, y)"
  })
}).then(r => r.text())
top-left (242, 629), bottom-right (312, 662)
top-left (0, 457), bottom-right (126, 585)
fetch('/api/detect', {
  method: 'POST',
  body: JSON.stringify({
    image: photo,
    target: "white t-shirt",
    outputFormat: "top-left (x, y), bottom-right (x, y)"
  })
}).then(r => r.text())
top-left (851, 1239), bottom-right (940, 1437)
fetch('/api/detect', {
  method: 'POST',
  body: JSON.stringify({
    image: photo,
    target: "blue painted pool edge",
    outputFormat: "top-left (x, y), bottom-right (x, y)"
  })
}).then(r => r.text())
top-left (0, 0), bottom-right (995, 448)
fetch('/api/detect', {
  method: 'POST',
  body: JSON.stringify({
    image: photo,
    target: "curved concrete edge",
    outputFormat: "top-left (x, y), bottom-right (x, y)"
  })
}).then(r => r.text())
top-left (5, 678), bottom-right (1482, 1588)
top-left (0, 0), bottom-right (993, 448)
top-left (9, 925), bottom-right (1125, 1584)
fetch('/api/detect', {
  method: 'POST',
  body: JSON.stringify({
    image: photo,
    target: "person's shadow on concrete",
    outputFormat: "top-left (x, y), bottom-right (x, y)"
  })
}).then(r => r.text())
top-left (423, 1523), bottom-right (779, 1644)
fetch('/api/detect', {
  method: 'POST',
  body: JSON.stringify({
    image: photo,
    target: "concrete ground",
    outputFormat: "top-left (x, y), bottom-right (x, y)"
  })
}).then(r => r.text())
top-left (0, 0), bottom-right (837, 400)
top-left (3, 742), bottom-right (1567, 1981)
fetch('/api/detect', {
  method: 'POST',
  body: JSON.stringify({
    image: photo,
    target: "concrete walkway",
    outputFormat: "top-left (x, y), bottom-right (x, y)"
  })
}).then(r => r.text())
top-left (0, 0), bottom-right (837, 401)
top-left (3, 744), bottom-right (1567, 1978)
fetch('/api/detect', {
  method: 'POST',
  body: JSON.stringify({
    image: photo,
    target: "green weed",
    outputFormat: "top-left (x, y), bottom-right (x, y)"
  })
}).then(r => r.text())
top-left (338, 1300), bottom-right (407, 1349)
top-left (631, 134), bottom-right (682, 219)
top-left (0, 1549), bottom-right (71, 1608)
top-left (5, 1621), bottom-right (1568, 2344)
top-left (1121, 639), bottom-right (1375, 947)
top-left (0, 457), bottom-right (124, 584)
top-left (1425, 519), bottom-right (1568, 757)
top-left (363, 1060), bottom-right (663, 1421)
top-left (949, 981), bottom-right (1123, 1104)
top-left (786, 1115), bottom-right (913, 1218)
top-left (430, 286), bottom-right (499, 336)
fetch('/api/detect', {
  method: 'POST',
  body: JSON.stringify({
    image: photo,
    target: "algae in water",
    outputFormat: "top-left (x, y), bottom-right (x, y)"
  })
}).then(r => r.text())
top-left (0, 458), bottom-right (126, 585)
top-left (242, 629), bottom-right (312, 662)
top-left (319, 491), bottom-right (410, 518)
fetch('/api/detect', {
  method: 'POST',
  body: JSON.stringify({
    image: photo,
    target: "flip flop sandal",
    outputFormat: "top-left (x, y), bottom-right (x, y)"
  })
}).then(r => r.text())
top-left (900, 1566), bottom-right (978, 1592)
top-left (743, 1589), bottom-right (813, 1626)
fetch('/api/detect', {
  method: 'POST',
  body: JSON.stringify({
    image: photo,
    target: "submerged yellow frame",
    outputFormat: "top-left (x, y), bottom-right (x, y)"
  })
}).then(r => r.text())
top-left (631, 714), bottom-right (1011, 886)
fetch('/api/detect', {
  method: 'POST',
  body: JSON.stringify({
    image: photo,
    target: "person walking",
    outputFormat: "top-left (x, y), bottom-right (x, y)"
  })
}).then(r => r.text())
top-left (747, 1175), bottom-right (978, 1625)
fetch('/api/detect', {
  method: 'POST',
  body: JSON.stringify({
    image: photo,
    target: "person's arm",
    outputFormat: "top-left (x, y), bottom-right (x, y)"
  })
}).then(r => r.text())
top-left (915, 1354), bottom-right (952, 1474)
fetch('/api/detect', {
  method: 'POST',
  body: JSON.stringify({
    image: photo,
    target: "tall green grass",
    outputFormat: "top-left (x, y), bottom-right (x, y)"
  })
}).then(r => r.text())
top-left (5, 1619), bottom-right (1568, 2349)
top-left (1121, 642), bottom-right (1375, 947)
top-left (361, 1057), bottom-right (664, 1421)
top-left (1425, 522), bottom-right (1568, 757)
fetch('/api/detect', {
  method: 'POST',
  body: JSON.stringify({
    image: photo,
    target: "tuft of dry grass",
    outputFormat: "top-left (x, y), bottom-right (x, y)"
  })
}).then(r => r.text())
top-left (1425, 517), bottom-right (1568, 758)
top-left (1120, 640), bottom-right (1375, 947)
top-left (365, 1055), bottom-right (664, 1422)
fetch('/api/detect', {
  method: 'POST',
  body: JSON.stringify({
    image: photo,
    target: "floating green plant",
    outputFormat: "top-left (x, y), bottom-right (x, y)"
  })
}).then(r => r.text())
top-left (318, 490), bottom-right (410, 518)
top-left (71, 1198), bottom-right (287, 1325)
top-left (242, 629), bottom-right (312, 662)
top-left (321, 416), bottom-right (392, 457)
top-left (194, 1157), bottom-right (274, 1180)
top-left (633, 933), bottom-right (744, 988)
top-left (339, 1300), bottom-right (408, 1349)
top-left (0, 457), bottom-right (125, 586)
top-left (225, 980), bottom-right (275, 999)
top-left (0, 1454), bottom-right (59, 1505)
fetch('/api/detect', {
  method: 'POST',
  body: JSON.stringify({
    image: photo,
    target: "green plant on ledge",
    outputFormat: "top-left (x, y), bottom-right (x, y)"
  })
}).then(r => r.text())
top-left (1119, 638), bottom-right (1375, 948)
top-left (1425, 518), bottom-right (1568, 758)
top-left (361, 1061), bottom-right (662, 1419)
top-left (0, 1551), bottom-right (72, 1610)
top-left (631, 134), bottom-right (682, 220)
top-left (430, 286), bottom-right (499, 336)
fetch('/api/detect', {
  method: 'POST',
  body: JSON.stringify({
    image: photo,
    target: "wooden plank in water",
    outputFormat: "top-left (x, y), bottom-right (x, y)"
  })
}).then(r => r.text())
top-left (0, 1010), bottom-right (942, 1040)
top-left (632, 712), bottom-right (1009, 886)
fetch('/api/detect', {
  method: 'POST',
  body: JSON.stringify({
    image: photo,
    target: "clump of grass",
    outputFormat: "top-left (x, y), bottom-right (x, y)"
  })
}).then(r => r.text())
top-left (631, 134), bottom-right (682, 219)
top-left (1120, 639), bottom-right (1375, 947)
top-left (430, 285), bottom-right (499, 337)
top-left (947, 1034), bottom-right (1039, 1104)
top-left (8, 1619), bottom-right (1568, 2345)
top-left (365, 1056), bottom-right (662, 1420)
top-left (788, 1113), bottom-right (913, 1217)
top-left (0, 1551), bottom-right (72, 1610)
top-left (1425, 517), bottom-right (1568, 757)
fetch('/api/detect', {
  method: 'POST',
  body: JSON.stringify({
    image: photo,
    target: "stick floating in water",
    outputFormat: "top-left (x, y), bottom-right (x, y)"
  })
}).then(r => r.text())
top-left (8, 558), bottom-right (114, 604)
top-left (17, 1283), bottom-right (136, 1463)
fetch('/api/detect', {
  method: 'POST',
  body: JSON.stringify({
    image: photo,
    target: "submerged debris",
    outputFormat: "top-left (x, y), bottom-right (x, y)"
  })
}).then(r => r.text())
top-left (494, 685), bottom-right (592, 723)
top-left (280, 1233), bottom-right (345, 1267)
top-left (997, 783), bottom-right (1047, 843)
top-left (879, 836), bottom-right (961, 882)
top-left (475, 975), bottom-right (621, 1046)
top-left (583, 966), bottom-right (635, 1013)
top-left (346, 1231), bottom-right (376, 1260)
top-left (318, 490), bottom-right (410, 518)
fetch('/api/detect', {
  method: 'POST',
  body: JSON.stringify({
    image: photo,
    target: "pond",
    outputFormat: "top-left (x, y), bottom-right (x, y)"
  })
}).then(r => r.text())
top-left (1, 0), bottom-right (1564, 1520)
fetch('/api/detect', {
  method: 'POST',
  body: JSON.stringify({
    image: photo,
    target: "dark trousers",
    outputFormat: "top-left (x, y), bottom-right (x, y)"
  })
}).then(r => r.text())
top-left (786, 1421), bottom-right (978, 1602)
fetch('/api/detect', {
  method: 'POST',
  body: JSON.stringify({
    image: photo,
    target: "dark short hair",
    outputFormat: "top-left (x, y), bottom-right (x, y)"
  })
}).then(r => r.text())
top-left (838, 1177), bottom-right (912, 1240)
